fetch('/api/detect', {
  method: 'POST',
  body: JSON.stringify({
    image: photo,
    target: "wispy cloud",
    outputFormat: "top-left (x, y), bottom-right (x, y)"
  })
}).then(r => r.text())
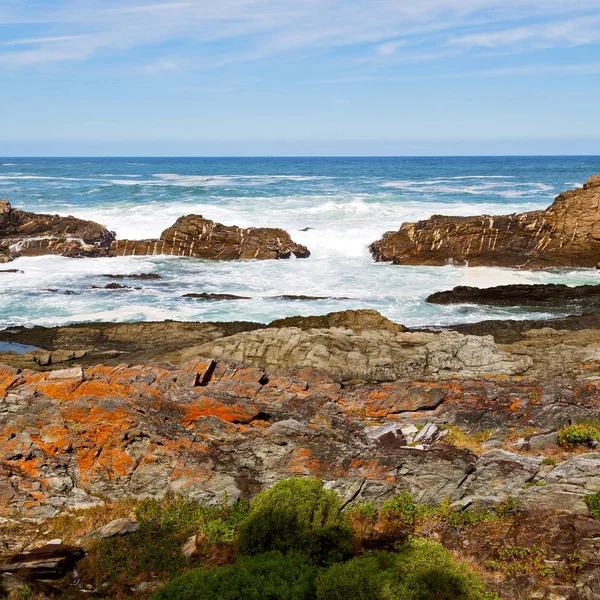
top-left (0, 0), bottom-right (599, 69)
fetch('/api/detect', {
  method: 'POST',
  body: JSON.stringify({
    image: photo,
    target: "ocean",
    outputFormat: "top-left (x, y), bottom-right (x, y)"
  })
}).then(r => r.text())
top-left (1, 155), bottom-right (599, 329)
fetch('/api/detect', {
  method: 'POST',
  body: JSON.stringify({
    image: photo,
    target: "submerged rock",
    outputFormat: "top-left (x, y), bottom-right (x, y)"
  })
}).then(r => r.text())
top-left (103, 273), bottom-right (162, 280)
top-left (427, 283), bottom-right (600, 307)
top-left (114, 214), bottom-right (310, 260)
top-left (182, 292), bottom-right (251, 300)
top-left (370, 175), bottom-right (600, 268)
top-left (0, 200), bottom-right (115, 259)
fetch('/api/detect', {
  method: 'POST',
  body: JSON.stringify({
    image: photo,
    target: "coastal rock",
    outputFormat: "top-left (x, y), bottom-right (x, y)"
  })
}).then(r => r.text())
top-left (1, 359), bottom-right (600, 518)
top-left (370, 175), bottom-right (600, 268)
top-left (268, 309), bottom-right (406, 333)
top-left (186, 327), bottom-right (532, 382)
top-left (427, 283), bottom-right (600, 307)
top-left (0, 200), bottom-right (115, 259)
top-left (114, 214), bottom-right (310, 260)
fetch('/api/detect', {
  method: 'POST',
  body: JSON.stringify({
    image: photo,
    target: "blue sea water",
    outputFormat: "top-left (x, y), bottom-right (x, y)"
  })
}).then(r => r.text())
top-left (0, 156), bottom-right (599, 329)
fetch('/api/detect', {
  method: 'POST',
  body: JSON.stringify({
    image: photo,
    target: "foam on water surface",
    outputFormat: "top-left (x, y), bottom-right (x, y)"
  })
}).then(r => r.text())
top-left (1, 156), bottom-right (599, 328)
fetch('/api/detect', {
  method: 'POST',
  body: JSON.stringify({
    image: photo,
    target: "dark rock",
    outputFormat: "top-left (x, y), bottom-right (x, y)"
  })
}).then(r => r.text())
top-left (299, 227), bottom-right (313, 231)
top-left (91, 283), bottom-right (138, 290)
top-left (114, 214), bottom-right (310, 260)
top-left (44, 289), bottom-right (80, 295)
top-left (0, 200), bottom-right (115, 259)
top-left (182, 293), bottom-right (251, 300)
top-left (274, 294), bottom-right (350, 301)
top-left (370, 175), bottom-right (600, 268)
top-left (103, 273), bottom-right (162, 280)
top-left (427, 283), bottom-right (600, 307)
top-left (0, 269), bottom-right (22, 274)
top-left (0, 543), bottom-right (84, 580)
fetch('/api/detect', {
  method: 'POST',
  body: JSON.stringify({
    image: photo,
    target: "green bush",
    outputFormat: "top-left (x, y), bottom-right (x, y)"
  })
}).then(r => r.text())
top-left (584, 490), bottom-right (600, 519)
top-left (236, 478), bottom-right (353, 563)
top-left (151, 551), bottom-right (317, 600)
top-left (84, 493), bottom-right (249, 593)
top-left (557, 423), bottom-right (600, 448)
top-left (316, 539), bottom-right (498, 600)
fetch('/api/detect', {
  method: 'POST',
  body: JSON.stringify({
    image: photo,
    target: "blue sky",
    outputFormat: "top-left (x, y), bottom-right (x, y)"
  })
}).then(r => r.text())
top-left (1, 0), bottom-right (600, 155)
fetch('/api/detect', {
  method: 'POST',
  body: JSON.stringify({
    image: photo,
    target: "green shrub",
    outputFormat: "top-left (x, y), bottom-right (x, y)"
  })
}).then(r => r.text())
top-left (584, 490), bottom-right (600, 519)
top-left (316, 539), bottom-right (497, 600)
top-left (541, 457), bottom-right (556, 467)
top-left (81, 493), bottom-right (249, 594)
top-left (151, 551), bottom-right (317, 600)
top-left (379, 491), bottom-right (416, 532)
top-left (557, 423), bottom-right (600, 448)
top-left (236, 478), bottom-right (353, 563)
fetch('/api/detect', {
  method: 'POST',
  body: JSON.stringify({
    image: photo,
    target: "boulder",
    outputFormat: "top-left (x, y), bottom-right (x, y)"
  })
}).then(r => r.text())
top-left (0, 543), bottom-right (84, 580)
top-left (370, 175), bottom-right (600, 268)
top-left (78, 518), bottom-right (139, 542)
top-left (427, 283), bottom-right (600, 308)
top-left (0, 200), bottom-right (115, 259)
top-left (114, 214), bottom-right (309, 260)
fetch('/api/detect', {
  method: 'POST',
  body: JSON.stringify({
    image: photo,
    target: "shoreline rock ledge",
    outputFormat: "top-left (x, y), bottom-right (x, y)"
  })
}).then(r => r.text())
top-left (0, 200), bottom-right (115, 261)
top-left (114, 214), bottom-right (310, 260)
top-left (370, 174), bottom-right (600, 269)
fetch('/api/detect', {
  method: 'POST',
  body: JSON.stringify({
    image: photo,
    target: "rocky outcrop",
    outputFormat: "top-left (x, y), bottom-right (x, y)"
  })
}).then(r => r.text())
top-left (370, 175), bottom-right (600, 268)
top-left (185, 327), bottom-right (532, 382)
top-left (427, 283), bottom-right (600, 307)
top-left (0, 200), bottom-right (115, 259)
top-left (114, 214), bottom-right (310, 260)
top-left (1, 360), bottom-right (600, 518)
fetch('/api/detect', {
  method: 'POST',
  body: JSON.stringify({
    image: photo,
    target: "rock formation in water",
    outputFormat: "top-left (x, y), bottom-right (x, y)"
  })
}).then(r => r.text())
top-left (0, 200), bottom-right (115, 259)
top-left (427, 283), bottom-right (600, 307)
top-left (0, 201), bottom-right (310, 261)
top-left (370, 174), bottom-right (600, 268)
top-left (114, 214), bottom-right (310, 260)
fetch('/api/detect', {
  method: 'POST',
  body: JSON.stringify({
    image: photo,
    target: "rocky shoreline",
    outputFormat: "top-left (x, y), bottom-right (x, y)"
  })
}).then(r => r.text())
top-left (1, 308), bottom-right (600, 597)
top-left (3, 175), bottom-right (600, 599)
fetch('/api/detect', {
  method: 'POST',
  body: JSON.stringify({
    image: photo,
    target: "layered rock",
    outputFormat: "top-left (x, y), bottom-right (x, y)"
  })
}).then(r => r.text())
top-left (114, 214), bottom-right (310, 260)
top-left (370, 174), bottom-right (600, 268)
top-left (0, 200), bottom-right (115, 259)
top-left (183, 327), bottom-right (532, 382)
top-left (427, 283), bottom-right (600, 307)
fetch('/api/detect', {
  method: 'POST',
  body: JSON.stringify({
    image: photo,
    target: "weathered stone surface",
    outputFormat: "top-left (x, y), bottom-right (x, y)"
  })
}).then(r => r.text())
top-left (114, 214), bottom-right (309, 260)
top-left (1, 359), bottom-right (600, 518)
top-left (427, 283), bottom-right (600, 307)
top-left (0, 200), bottom-right (115, 259)
top-left (370, 175), bottom-right (600, 268)
top-left (184, 327), bottom-right (532, 382)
